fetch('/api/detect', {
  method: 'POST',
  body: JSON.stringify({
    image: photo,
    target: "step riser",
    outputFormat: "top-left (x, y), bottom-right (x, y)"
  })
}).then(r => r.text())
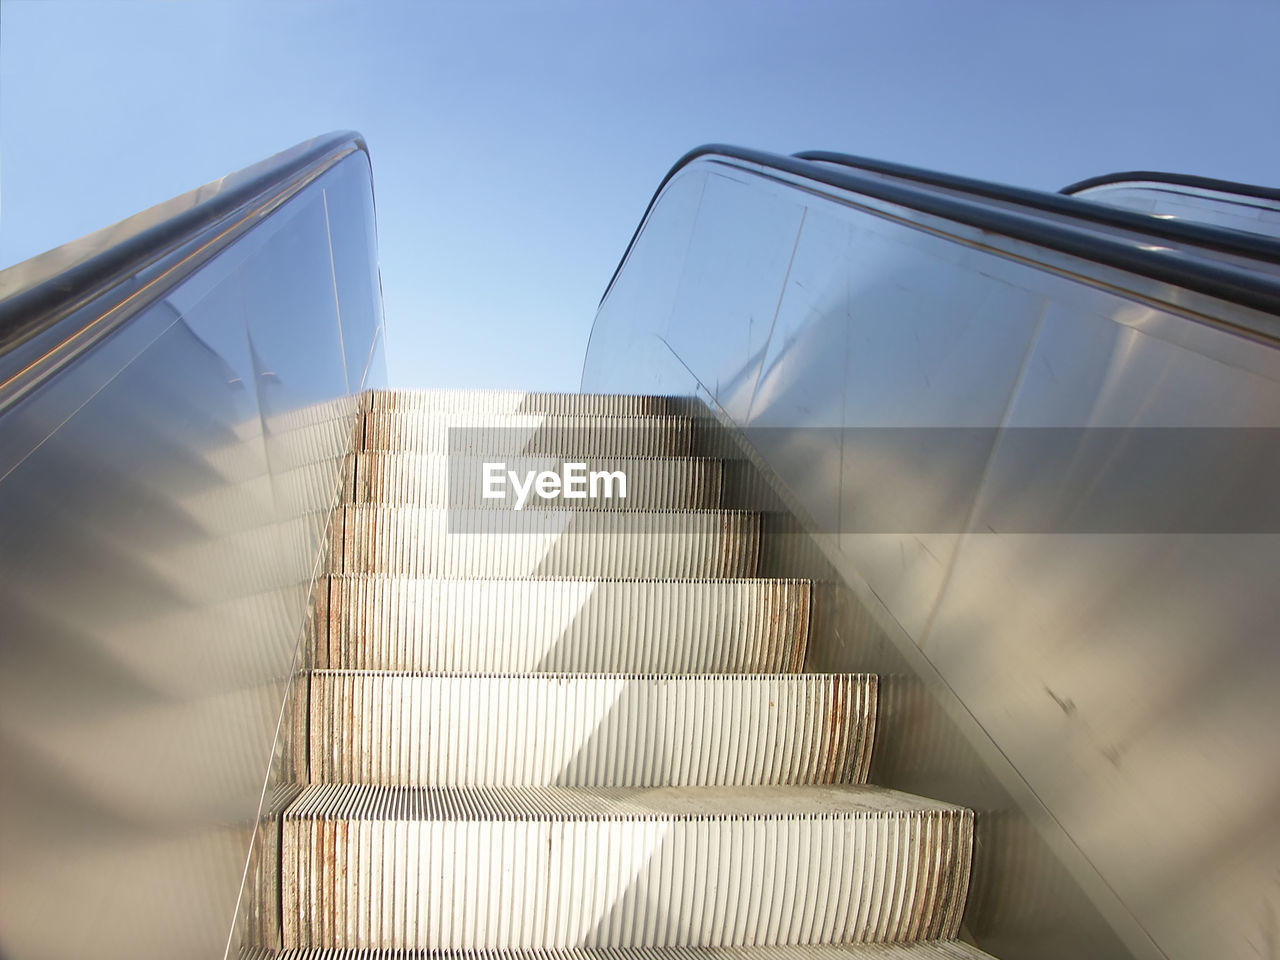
top-left (363, 414), bottom-right (694, 458)
top-left (330, 508), bottom-right (760, 579)
top-left (309, 674), bottom-right (876, 787)
top-left (282, 804), bottom-right (971, 950)
top-left (364, 390), bottom-right (701, 418)
top-left (348, 454), bottom-right (723, 509)
top-left (317, 578), bottom-right (810, 673)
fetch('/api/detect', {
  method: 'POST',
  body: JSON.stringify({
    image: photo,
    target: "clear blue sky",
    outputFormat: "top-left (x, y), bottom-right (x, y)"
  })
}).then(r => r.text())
top-left (2, 0), bottom-right (1278, 391)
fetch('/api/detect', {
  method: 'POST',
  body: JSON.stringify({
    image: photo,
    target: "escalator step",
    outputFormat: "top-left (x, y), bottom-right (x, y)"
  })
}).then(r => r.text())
top-left (361, 412), bottom-right (695, 458)
top-left (364, 389), bottom-right (701, 418)
top-left (252, 943), bottom-right (998, 959)
top-left (316, 576), bottom-right (811, 673)
top-left (329, 506), bottom-right (761, 579)
top-left (281, 784), bottom-right (973, 951)
top-left (308, 672), bottom-right (876, 787)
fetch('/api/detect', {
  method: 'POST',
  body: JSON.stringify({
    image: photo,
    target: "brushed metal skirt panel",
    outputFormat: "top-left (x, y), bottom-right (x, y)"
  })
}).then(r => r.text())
top-left (330, 507), bottom-right (761, 579)
top-left (309, 672), bottom-right (876, 787)
top-left (281, 785), bottom-right (972, 950)
top-left (317, 576), bottom-right (811, 673)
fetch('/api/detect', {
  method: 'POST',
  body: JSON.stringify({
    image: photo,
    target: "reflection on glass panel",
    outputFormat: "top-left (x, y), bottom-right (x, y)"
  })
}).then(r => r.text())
top-left (1076, 182), bottom-right (1280, 240)
top-left (662, 172), bottom-right (805, 423)
top-left (323, 154), bottom-right (385, 392)
top-left (586, 169), bottom-right (709, 395)
top-left (240, 191), bottom-right (348, 418)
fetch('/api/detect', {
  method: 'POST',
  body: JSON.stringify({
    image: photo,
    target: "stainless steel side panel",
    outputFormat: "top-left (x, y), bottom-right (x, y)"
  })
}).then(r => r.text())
top-left (0, 153), bottom-right (386, 959)
top-left (583, 158), bottom-right (1280, 960)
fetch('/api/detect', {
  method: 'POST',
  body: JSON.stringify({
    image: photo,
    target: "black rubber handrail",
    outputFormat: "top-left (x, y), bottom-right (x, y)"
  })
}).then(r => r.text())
top-left (0, 131), bottom-right (367, 356)
top-left (796, 150), bottom-right (1280, 265)
top-left (1061, 170), bottom-right (1280, 203)
top-left (602, 145), bottom-right (1280, 338)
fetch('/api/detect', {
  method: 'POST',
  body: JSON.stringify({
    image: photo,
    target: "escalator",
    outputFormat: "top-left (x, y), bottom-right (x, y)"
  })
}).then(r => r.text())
top-left (276, 386), bottom-right (976, 955)
top-left (1, 134), bottom-right (1277, 960)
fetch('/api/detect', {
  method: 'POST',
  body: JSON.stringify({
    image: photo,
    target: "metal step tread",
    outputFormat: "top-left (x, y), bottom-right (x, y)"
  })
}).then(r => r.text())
top-left (349, 452), bottom-right (724, 509)
top-left (317, 576), bottom-right (810, 673)
top-left (285, 782), bottom-right (968, 820)
top-left (362, 412), bottom-right (696, 457)
top-left (252, 942), bottom-right (997, 958)
top-left (331, 507), bottom-right (761, 579)
top-left (308, 671), bottom-right (876, 787)
top-left (282, 785), bottom-right (972, 948)
top-left (364, 389), bottom-right (703, 417)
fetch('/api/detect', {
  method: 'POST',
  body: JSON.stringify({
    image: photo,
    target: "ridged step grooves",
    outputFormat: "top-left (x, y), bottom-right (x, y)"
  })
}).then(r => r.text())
top-left (253, 389), bottom-right (987, 960)
top-left (309, 672), bottom-right (877, 787)
top-left (281, 785), bottom-right (974, 950)
top-left (362, 412), bottom-right (695, 458)
top-left (330, 507), bottom-right (761, 579)
top-left (348, 453), bottom-right (724, 509)
top-left (315, 576), bottom-right (811, 673)
top-left (250, 946), bottom-right (996, 960)
top-left (363, 389), bottom-right (702, 417)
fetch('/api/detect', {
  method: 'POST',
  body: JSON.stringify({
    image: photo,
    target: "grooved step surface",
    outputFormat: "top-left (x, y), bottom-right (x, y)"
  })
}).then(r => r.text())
top-left (309, 673), bottom-right (876, 787)
top-left (331, 507), bottom-right (761, 579)
top-left (362, 413), bottom-right (695, 458)
top-left (349, 453), bottom-right (723, 509)
top-left (252, 943), bottom-right (998, 959)
top-left (258, 389), bottom-right (984, 960)
top-left (317, 577), bottom-right (811, 673)
top-left (364, 390), bottom-right (701, 418)
top-left (281, 785), bottom-right (973, 950)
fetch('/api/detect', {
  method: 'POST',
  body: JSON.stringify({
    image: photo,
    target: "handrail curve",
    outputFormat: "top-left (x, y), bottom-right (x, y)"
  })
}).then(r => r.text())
top-left (602, 145), bottom-right (1280, 334)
